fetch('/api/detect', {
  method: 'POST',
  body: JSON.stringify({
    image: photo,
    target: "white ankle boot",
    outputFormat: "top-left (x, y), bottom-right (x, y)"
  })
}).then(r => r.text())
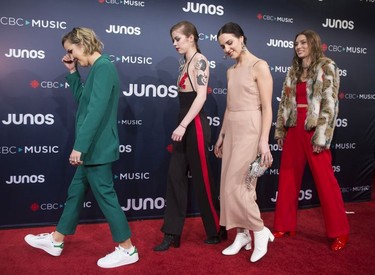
top-left (222, 230), bottom-right (251, 255)
top-left (250, 226), bottom-right (274, 262)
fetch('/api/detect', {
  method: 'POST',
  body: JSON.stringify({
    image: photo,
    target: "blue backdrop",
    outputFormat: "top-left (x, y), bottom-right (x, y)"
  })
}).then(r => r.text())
top-left (0, 0), bottom-right (374, 228)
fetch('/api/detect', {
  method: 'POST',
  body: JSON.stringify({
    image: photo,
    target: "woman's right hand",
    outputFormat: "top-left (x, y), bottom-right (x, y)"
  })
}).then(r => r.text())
top-left (61, 54), bottom-right (76, 73)
top-left (214, 135), bottom-right (224, 158)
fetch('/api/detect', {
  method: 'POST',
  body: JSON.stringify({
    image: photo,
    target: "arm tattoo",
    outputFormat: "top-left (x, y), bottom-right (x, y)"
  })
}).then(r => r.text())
top-left (195, 58), bottom-right (208, 86)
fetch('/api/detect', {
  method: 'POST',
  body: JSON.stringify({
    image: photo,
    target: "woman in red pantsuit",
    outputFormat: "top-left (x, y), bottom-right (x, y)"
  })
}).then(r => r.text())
top-left (273, 30), bottom-right (349, 251)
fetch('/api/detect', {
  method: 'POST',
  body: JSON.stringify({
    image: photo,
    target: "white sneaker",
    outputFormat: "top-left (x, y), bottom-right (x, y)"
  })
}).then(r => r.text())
top-left (222, 231), bottom-right (252, 255)
top-left (97, 245), bottom-right (139, 268)
top-left (24, 232), bottom-right (64, 256)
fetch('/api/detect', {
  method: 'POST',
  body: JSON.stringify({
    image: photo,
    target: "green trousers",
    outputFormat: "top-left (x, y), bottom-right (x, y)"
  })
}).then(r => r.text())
top-left (56, 163), bottom-right (131, 242)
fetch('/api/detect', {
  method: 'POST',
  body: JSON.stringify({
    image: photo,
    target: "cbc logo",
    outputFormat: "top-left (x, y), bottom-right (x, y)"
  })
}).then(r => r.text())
top-left (211, 88), bottom-right (227, 94)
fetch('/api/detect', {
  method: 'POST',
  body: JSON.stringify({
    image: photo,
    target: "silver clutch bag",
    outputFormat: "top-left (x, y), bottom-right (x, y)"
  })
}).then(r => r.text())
top-left (245, 154), bottom-right (268, 189)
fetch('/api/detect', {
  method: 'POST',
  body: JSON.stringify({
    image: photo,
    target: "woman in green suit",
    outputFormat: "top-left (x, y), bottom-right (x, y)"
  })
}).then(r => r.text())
top-left (24, 27), bottom-right (139, 269)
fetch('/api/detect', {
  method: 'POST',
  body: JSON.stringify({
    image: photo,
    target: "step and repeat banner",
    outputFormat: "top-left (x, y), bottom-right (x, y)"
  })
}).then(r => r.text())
top-left (0, 0), bottom-right (374, 228)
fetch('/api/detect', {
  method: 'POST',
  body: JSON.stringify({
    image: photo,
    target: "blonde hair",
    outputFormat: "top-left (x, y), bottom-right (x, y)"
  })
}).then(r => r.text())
top-left (61, 27), bottom-right (103, 55)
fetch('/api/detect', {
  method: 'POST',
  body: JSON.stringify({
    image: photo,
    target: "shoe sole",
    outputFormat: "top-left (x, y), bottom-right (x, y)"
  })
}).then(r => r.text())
top-left (24, 235), bottom-right (62, 257)
top-left (97, 255), bottom-right (139, 268)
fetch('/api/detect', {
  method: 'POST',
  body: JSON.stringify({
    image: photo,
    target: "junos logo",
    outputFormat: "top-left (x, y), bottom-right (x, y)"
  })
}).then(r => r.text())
top-left (6, 175), bottom-right (45, 184)
top-left (182, 2), bottom-right (224, 16)
top-left (5, 49), bottom-right (45, 59)
top-left (266, 39), bottom-right (294, 48)
top-left (119, 144), bottom-right (132, 153)
top-left (123, 84), bottom-right (178, 98)
top-left (335, 118), bottom-right (348, 127)
top-left (271, 189), bottom-right (312, 202)
top-left (322, 18), bottom-right (354, 30)
top-left (105, 25), bottom-right (141, 35)
top-left (207, 116), bottom-right (220, 126)
top-left (121, 197), bottom-right (165, 211)
top-left (2, 114), bottom-right (54, 125)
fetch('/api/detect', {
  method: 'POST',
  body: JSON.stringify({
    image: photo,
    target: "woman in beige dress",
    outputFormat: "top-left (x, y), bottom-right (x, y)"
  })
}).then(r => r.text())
top-left (214, 22), bottom-right (274, 263)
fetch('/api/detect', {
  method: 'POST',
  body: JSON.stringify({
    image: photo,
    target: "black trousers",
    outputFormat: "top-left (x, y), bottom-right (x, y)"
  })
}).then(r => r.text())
top-left (161, 114), bottom-right (220, 238)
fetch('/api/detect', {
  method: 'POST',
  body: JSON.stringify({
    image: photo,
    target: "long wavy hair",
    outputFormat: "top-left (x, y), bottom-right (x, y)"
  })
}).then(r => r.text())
top-left (61, 27), bottom-right (103, 55)
top-left (289, 29), bottom-right (325, 81)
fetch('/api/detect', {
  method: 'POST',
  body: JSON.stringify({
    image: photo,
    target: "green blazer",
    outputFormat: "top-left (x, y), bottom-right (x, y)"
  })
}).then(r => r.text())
top-left (66, 54), bottom-right (120, 165)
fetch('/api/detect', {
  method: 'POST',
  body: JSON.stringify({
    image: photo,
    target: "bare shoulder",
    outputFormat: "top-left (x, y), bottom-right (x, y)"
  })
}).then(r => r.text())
top-left (193, 53), bottom-right (209, 72)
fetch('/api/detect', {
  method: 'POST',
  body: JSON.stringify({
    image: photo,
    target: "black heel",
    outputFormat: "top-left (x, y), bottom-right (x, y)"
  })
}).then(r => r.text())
top-left (153, 234), bottom-right (180, 251)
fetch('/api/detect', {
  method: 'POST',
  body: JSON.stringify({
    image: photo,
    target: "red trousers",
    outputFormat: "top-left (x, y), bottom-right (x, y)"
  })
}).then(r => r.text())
top-left (273, 108), bottom-right (349, 238)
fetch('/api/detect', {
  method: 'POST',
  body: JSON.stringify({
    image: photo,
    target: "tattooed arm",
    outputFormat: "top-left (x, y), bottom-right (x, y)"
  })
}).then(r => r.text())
top-left (171, 53), bottom-right (210, 141)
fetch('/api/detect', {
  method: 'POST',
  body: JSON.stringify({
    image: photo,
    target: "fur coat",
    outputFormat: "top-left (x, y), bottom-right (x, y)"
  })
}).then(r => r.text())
top-left (274, 57), bottom-right (340, 148)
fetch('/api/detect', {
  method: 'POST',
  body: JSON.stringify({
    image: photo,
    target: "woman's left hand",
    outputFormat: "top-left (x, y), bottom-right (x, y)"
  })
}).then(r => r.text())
top-left (259, 142), bottom-right (273, 167)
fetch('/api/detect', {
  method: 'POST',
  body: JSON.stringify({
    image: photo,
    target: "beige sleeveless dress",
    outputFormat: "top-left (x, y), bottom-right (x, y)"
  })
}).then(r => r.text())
top-left (220, 60), bottom-right (265, 231)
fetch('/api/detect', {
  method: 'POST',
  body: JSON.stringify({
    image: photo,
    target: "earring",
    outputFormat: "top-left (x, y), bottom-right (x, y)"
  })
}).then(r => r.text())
top-left (241, 42), bottom-right (247, 52)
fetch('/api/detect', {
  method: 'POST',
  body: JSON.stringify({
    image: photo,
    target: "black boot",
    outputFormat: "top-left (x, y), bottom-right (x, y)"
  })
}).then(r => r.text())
top-left (153, 234), bottom-right (180, 251)
top-left (218, 226), bottom-right (228, 241)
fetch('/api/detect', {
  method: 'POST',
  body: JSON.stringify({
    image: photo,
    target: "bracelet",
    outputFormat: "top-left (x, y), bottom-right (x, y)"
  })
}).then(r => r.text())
top-left (180, 124), bottom-right (186, 129)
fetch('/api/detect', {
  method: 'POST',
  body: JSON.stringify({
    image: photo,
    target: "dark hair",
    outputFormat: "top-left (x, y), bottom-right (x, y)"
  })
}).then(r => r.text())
top-left (170, 21), bottom-right (201, 53)
top-left (290, 29), bottom-right (325, 81)
top-left (61, 27), bottom-right (103, 55)
top-left (217, 22), bottom-right (247, 45)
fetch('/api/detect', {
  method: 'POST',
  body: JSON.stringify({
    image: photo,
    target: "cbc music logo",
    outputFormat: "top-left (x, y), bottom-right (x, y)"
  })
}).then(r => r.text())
top-left (207, 86), bottom-right (227, 95)
top-left (339, 91), bottom-right (375, 100)
top-left (182, 2), bottom-right (224, 16)
top-left (321, 43), bottom-right (367, 54)
top-left (105, 25), bottom-right (141, 35)
top-left (6, 174), bottom-right (45, 184)
top-left (121, 197), bottom-right (165, 211)
top-left (98, 0), bottom-right (145, 7)
top-left (0, 17), bottom-right (67, 29)
top-left (4, 49), bottom-right (45, 59)
top-left (113, 172), bottom-right (151, 181)
top-left (341, 185), bottom-right (371, 194)
top-left (30, 201), bottom-right (92, 212)
top-left (199, 32), bottom-right (217, 42)
top-left (2, 113), bottom-right (54, 125)
top-left (29, 80), bottom-right (68, 89)
top-left (270, 66), bottom-right (290, 74)
top-left (0, 146), bottom-right (59, 155)
top-left (331, 142), bottom-right (356, 150)
top-left (118, 119), bottom-right (142, 126)
top-left (257, 13), bottom-right (293, 24)
top-left (109, 54), bottom-right (152, 65)
top-left (322, 18), bottom-right (354, 30)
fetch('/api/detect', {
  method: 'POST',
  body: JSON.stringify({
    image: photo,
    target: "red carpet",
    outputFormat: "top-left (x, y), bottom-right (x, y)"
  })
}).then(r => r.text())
top-left (1, 200), bottom-right (374, 275)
